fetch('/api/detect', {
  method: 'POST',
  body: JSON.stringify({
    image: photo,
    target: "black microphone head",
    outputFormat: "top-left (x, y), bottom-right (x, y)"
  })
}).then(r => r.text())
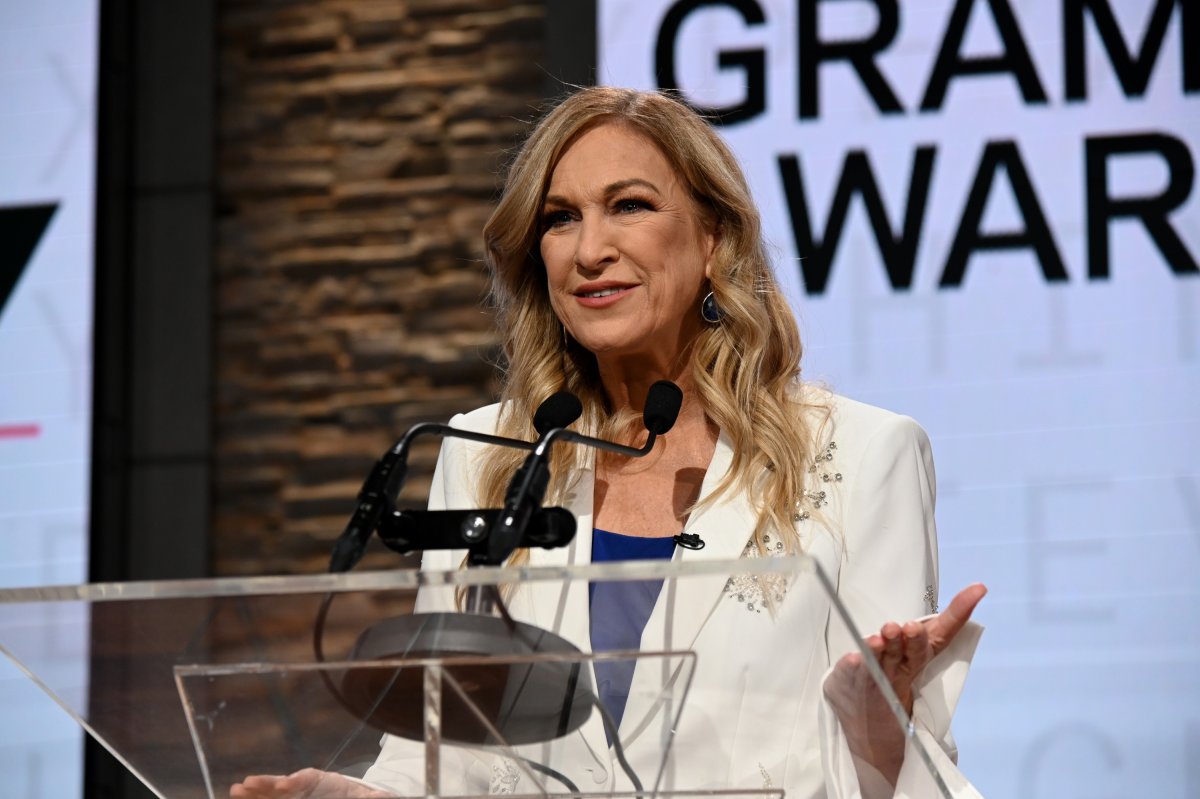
top-left (643, 381), bottom-right (683, 435)
top-left (533, 391), bottom-right (583, 435)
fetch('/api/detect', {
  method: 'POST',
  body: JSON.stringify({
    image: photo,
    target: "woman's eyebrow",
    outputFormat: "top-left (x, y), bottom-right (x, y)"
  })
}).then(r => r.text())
top-left (603, 178), bottom-right (661, 197)
top-left (542, 178), bottom-right (663, 209)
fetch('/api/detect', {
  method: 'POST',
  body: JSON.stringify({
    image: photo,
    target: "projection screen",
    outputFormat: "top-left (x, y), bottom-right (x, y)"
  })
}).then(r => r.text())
top-left (0, 0), bottom-right (97, 795)
top-left (597, 1), bottom-right (1199, 797)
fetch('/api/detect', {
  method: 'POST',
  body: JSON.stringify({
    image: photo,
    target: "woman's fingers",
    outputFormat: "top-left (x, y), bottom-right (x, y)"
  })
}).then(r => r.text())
top-left (282, 769), bottom-right (336, 798)
top-left (901, 620), bottom-right (928, 669)
top-left (231, 775), bottom-right (286, 798)
top-left (830, 584), bottom-right (987, 727)
top-left (822, 586), bottom-right (987, 788)
top-left (878, 621), bottom-right (904, 676)
top-left (825, 651), bottom-right (875, 722)
top-left (229, 770), bottom-right (334, 799)
top-left (229, 768), bottom-right (394, 799)
top-left (925, 583), bottom-right (987, 655)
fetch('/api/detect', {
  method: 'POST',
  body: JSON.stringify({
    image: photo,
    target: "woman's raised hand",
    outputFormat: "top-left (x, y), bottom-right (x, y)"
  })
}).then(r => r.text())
top-left (824, 583), bottom-right (987, 786)
top-left (229, 768), bottom-right (391, 799)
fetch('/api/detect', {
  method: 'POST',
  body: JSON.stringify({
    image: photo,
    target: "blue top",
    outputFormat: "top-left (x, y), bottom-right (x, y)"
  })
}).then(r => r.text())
top-left (589, 529), bottom-right (676, 741)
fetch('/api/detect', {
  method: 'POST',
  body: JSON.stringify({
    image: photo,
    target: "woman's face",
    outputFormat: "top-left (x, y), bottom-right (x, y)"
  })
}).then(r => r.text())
top-left (539, 122), bottom-right (717, 366)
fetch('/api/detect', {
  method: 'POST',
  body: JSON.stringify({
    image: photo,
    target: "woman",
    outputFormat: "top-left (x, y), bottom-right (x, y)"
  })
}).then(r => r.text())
top-left (233, 87), bottom-right (985, 799)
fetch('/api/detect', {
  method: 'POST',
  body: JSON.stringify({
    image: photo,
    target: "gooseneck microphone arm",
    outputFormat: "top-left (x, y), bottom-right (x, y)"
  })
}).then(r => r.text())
top-left (328, 424), bottom-right (537, 573)
top-left (328, 392), bottom-right (584, 573)
top-left (478, 380), bottom-right (684, 569)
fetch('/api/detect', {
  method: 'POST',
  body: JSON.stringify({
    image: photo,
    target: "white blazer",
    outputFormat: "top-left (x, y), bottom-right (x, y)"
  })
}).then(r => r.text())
top-left (363, 392), bottom-right (984, 798)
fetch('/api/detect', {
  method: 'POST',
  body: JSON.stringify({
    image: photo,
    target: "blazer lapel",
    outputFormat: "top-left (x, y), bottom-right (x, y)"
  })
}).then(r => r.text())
top-left (521, 429), bottom-right (754, 650)
top-left (517, 432), bottom-right (760, 768)
top-left (620, 430), bottom-right (757, 749)
top-left (515, 460), bottom-right (617, 779)
top-left (658, 428), bottom-right (755, 649)
top-left (523, 461), bottom-right (595, 649)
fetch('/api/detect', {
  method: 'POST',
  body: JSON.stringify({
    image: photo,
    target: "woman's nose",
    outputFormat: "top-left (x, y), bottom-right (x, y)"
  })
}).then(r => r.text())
top-left (573, 214), bottom-right (617, 271)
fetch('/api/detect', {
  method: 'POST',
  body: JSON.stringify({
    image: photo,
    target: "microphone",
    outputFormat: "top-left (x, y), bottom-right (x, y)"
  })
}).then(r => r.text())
top-left (479, 380), bottom-right (683, 567)
top-left (642, 380), bottom-right (683, 435)
top-left (533, 390), bottom-right (583, 435)
top-left (328, 392), bottom-right (581, 573)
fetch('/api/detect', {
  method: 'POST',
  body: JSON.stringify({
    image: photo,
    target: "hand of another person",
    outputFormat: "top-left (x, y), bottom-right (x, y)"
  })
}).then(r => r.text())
top-left (229, 768), bottom-right (392, 799)
top-left (823, 583), bottom-right (987, 787)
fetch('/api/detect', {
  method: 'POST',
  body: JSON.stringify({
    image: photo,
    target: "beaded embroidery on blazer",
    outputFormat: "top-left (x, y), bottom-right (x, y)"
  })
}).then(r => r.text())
top-left (723, 440), bottom-right (840, 613)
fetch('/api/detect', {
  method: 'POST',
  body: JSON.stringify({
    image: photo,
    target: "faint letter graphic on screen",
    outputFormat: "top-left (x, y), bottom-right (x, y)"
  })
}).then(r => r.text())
top-left (0, 203), bottom-right (59, 320)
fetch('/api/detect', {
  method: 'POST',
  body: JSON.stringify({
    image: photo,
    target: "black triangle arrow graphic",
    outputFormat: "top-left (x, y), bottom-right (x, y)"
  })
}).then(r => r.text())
top-left (0, 203), bottom-right (59, 319)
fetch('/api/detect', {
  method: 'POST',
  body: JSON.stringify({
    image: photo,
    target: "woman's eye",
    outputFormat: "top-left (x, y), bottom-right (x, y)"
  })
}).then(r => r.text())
top-left (542, 210), bottom-right (573, 228)
top-left (616, 198), bottom-right (651, 214)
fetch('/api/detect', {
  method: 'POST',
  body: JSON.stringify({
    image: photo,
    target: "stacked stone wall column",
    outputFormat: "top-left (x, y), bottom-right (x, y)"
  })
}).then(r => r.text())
top-left (215, 0), bottom-right (546, 576)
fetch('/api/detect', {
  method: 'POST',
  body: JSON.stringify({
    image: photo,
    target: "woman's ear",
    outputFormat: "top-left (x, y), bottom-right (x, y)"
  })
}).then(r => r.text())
top-left (703, 218), bottom-right (722, 280)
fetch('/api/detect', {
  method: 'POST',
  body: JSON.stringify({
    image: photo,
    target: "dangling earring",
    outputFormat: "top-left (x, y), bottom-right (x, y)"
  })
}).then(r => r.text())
top-left (700, 291), bottom-right (723, 324)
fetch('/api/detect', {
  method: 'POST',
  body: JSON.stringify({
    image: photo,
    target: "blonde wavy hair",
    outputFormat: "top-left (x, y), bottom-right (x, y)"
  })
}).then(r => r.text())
top-left (478, 87), bottom-right (828, 561)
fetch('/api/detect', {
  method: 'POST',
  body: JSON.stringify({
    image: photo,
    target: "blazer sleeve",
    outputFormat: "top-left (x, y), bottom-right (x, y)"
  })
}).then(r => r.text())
top-left (819, 414), bottom-right (985, 799)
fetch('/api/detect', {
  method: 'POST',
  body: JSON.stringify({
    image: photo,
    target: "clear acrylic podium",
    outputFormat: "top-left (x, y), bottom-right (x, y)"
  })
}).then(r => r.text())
top-left (0, 557), bottom-right (954, 798)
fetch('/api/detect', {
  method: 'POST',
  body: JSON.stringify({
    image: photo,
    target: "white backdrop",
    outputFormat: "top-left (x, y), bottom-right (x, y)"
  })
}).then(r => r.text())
top-left (0, 0), bottom-right (96, 795)
top-left (599, 1), bottom-right (1199, 796)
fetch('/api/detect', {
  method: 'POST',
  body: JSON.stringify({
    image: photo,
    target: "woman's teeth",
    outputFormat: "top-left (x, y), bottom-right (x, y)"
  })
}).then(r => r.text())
top-left (581, 287), bottom-right (623, 298)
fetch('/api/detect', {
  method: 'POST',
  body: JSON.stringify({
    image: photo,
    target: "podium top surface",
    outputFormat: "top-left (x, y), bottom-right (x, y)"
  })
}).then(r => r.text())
top-left (0, 555), bottom-right (816, 604)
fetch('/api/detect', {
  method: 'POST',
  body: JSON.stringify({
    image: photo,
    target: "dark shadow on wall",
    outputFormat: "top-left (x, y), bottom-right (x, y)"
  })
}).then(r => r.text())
top-left (89, 0), bottom-right (215, 794)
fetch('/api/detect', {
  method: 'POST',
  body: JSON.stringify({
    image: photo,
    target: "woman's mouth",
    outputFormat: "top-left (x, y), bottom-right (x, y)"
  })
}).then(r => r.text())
top-left (574, 285), bottom-right (635, 307)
